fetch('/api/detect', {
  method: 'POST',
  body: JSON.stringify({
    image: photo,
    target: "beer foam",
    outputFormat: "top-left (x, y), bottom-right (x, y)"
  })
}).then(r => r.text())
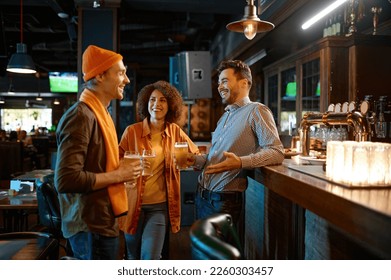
top-left (174, 143), bottom-right (188, 148)
top-left (124, 154), bottom-right (140, 159)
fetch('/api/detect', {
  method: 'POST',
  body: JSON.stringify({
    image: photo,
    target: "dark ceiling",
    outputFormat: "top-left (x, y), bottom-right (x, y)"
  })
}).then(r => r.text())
top-left (0, 0), bottom-right (246, 75)
top-left (0, 0), bottom-right (390, 92)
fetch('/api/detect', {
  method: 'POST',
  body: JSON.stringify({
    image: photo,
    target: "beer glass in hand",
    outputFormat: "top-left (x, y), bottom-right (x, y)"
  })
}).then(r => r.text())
top-left (124, 151), bottom-right (141, 188)
top-left (142, 149), bottom-right (156, 176)
top-left (174, 142), bottom-right (188, 170)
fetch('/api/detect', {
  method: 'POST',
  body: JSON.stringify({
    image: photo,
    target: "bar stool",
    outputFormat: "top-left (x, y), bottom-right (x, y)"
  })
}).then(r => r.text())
top-left (189, 213), bottom-right (243, 260)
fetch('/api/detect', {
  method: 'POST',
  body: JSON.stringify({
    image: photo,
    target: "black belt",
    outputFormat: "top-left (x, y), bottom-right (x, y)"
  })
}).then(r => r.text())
top-left (197, 186), bottom-right (242, 202)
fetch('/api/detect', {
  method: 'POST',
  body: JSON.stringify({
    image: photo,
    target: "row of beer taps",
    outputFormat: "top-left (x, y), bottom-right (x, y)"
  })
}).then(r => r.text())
top-left (299, 96), bottom-right (390, 156)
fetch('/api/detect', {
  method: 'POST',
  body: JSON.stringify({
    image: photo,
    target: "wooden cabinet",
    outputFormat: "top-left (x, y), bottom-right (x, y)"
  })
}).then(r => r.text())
top-left (348, 36), bottom-right (391, 102)
top-left (264, 35), bottom-right (391, 135)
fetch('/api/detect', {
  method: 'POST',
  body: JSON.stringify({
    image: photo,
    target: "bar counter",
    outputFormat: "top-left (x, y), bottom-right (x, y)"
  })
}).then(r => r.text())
top-left (245, 159), bottom-right (391, 260)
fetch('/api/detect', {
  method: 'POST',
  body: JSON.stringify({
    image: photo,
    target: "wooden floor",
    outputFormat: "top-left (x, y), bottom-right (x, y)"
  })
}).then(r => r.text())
top-left (58, 226), bottom-right (192, 260)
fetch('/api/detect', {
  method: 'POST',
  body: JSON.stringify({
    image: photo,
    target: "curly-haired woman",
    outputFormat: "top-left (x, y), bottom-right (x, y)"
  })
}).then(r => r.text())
top-left (118, 80), bottom-right (199, 260)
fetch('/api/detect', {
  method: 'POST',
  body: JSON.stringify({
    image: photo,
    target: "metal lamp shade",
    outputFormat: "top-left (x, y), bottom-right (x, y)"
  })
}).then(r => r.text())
top-left (7, 43), bottom-right (36, 74)
top-left (226, 18), bottom-right (274, 33)
top-left (226, 1), bottom-right (274, 40)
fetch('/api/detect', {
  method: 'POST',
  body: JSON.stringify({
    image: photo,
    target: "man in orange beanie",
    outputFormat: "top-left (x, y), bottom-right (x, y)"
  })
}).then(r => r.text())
top-left (55, 45), bottom-right (143, 260)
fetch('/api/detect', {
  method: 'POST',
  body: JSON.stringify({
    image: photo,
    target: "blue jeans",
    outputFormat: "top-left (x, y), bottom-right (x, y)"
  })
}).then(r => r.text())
top-left (124, 202), bottom-right (168, 260)
top-left (88, 232), bottom-right (119, 260)
top-left (194, 188), bottom-right (242, 226)
top-left (68, 231), bottom-right (90, 260)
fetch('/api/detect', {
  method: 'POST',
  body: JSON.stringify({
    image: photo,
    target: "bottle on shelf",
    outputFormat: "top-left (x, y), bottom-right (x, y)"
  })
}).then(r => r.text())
top-left (327, 17), bottom-right (333, 37)
top-left (323, 19), bottom-right (329, 37)
top-left (376, 96), bottom-right (387, 138)
top-left (336, 13), bottom-right (342, 36)
top-left (331, 14), bottom-right (337, 36)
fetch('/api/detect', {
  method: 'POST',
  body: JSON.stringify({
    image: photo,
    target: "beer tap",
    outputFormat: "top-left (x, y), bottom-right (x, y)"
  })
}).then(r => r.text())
top-left (360, 95), bottom-right (376, 139)
top-left (299, 111), bottom-right (371, 156)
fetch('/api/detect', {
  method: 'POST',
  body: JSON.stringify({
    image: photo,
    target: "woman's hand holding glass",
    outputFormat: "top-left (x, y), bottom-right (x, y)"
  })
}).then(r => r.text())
top-left (141, 149), bottom-right (156, 176)
top-left (173, 142), bottom-right (190, 170)
top-left (122, 151), bottom-right (142, 188)
top-left (173, 151), bottom-right (196, 171)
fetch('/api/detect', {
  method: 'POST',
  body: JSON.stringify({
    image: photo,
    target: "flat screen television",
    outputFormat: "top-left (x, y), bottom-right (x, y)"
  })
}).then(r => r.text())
top-left (285, 81), bottom-right (296, 97)
top-left (49, 72), bottom-right (78, 93)
top-left (315, 81), bottom-right (320, 96)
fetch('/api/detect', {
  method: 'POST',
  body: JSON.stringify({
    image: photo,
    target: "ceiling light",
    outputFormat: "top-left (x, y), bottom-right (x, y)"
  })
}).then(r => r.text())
top-left (0, 98), bottom-right (5, 104)
top-left (57, 12), bottom-right (69, 19)
top-left (7, 43), bottom-right (36, 74)
top-left (6, 0), bottom-right (36, 74)
top-left (301, 0), bottom-right (348, 30)
top-left (36, 93), bottom-right (43, 101)
top-left (54, 99), bottom-right (60, 105)
top-left (226, 0), bottom-right (274, 40)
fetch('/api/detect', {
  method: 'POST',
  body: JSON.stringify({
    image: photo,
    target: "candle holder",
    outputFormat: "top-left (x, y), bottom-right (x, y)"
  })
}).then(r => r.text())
top-left (326, 141), bottom-right (391, 187)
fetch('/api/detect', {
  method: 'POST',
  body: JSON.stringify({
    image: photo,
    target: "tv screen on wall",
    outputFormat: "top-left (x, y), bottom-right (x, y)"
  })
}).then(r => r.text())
top-left (49, 72), bottom-right (78, 93)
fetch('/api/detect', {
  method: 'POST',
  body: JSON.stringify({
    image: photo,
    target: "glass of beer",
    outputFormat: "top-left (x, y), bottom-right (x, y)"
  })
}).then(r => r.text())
top-left (124, 151), bottom-right (141, 188)
top-left (174, 142), bottom-right (188, 170)
top-left (142, 149), bottom-right (156, 176)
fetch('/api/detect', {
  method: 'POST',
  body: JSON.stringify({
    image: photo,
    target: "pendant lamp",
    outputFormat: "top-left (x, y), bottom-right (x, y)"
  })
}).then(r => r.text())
top-left (226, 0), bottom-right (274, 40)
top-left (6, 0), bottom-right (36, 74)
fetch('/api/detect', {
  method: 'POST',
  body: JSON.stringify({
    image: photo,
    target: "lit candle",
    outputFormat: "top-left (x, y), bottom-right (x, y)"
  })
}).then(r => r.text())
top-left (333, 141), bottom-right (344, 183)
top-left (326, 141), bottom-right (337, 178)
top-left (352, 143), bottom-right (370, 186)
top-left (342, 141), bottom-right (356, 184)
top-left (370, 143), bottom-right (389, 185)
top-left (327, 141), bottom-right (391, 187)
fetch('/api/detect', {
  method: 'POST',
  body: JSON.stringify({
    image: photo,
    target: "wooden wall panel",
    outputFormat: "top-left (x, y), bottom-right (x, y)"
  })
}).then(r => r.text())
top-left (304, 210), bottom-right (380, 259)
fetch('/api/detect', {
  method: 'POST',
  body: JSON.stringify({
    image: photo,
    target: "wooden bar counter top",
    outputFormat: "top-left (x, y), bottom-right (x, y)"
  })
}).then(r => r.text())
top-left (246, 159), bottom-right (391, 259)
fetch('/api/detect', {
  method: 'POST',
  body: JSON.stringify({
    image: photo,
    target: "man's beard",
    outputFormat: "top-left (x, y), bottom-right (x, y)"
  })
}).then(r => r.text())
top-left (221, 90), bottom-right (234, 105)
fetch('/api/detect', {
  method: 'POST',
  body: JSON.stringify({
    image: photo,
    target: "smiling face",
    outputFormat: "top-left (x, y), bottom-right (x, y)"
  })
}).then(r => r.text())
top-left (99, 60), bottom-right (130, 104)
top-left (148, 89), bottom-right (169, 121)
top-left (217, 68), bottom-right (242, 105)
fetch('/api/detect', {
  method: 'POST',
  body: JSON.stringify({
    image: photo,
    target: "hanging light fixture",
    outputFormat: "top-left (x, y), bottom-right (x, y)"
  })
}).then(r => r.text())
top-left (0, 98), bottom-right (5, 104)
top-left (6, 0), bottom-right (36, 74)
top-left (54, 98), bottom-right (60, 105)
top-left (226, 0), bottom-right (274, 40)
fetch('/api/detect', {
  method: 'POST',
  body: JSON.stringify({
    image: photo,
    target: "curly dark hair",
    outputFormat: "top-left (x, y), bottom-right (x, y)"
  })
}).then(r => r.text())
top-left (217, 60), bottom-right (252, 88)
top-left (136, 80), bottom-right (183, 123)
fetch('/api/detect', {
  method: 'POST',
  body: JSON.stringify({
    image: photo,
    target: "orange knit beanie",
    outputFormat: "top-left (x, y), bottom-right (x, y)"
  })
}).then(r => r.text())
top-left (82, 45), bottom-right (123, 82)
